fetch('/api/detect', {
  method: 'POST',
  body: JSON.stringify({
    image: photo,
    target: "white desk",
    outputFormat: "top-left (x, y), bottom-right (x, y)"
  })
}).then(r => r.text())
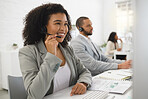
top-left (44, 70), bottom-right (133, 99)
top-left (44, 86), bottom-right (132, 99)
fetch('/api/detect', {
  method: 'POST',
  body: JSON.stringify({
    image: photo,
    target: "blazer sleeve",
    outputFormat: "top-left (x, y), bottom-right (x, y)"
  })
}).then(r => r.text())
top-left (19, 46), bottom-right (62, 99)
top-left (71, 41), bottom-right (121, 74)
top-left (100, 53), bottom-right (123, 64)
top-left (67, 46), bottom-right (92, 87)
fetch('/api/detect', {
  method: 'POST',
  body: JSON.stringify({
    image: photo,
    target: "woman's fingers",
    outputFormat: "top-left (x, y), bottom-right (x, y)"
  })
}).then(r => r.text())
top-left (45, 35), bottom-right (56, 41)
top-left (75, 85), bottom-right (82, 94)
top-left (70, 84), bottom-right (78, 96)
top-left (45, 35), bottom-right (58, 55)
top-left (78, 87), bottom-right (84, 95)
top-left (70, 83), bottom-right (87, 96)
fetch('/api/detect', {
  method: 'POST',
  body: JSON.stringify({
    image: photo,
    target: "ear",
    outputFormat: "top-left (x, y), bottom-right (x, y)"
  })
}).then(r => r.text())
top-left (79, 27), bottom-right (84, 32)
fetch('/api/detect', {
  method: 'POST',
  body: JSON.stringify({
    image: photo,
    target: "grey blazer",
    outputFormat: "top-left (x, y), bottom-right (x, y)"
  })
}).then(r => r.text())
top-left (70, 35), bottom-right (123, 76)
top-left (19, 40), bottom-right (92, 99)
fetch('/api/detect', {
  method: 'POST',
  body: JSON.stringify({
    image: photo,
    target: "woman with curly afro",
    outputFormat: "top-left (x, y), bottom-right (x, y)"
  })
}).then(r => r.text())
top-left (19, 3), bottom-right (92, 99)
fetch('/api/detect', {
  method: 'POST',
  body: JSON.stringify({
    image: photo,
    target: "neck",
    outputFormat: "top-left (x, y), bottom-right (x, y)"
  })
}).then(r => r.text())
top-left (80, 32), bottom-right (89, 38)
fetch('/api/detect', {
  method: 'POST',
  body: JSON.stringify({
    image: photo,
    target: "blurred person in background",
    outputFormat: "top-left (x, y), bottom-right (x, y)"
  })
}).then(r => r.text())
top-left (105, 32), bottom-right (123, 59)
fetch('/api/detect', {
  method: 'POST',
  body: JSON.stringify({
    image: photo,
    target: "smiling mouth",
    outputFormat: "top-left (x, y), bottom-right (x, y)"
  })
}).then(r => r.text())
top-left (56, 33), bottom-right (65, 38)
top-left (46, 32), bottom-right (65, 38)
top-left (57, 33), bottom-right (65, 36)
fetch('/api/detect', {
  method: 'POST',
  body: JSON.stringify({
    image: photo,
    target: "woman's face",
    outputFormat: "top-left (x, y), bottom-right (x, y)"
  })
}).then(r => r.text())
top-left (115, 34), bottom-right (118, 40)
top-left (46, 13), bottom-right (69, 43)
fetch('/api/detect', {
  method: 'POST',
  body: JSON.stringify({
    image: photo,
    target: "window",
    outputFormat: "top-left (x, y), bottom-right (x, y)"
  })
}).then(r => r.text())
top-left (116, 0), bottom-right (133, 42)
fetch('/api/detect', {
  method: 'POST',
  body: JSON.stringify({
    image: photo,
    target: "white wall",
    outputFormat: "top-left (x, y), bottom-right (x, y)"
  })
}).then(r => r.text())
top-left (0, 0), bottom-right (103, 89)
top-left (102, 0), bottom-right (116, 44)
top-left (0, 0), bottom-right (48, 50)
top-left (133, 0), bottom-right (148, 98)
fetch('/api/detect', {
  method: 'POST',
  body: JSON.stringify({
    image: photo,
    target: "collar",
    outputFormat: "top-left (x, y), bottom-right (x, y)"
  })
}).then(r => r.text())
top-left (79, 34), bottom-right (92, 42)
top-left (37, 39), bottom-right (47, 54)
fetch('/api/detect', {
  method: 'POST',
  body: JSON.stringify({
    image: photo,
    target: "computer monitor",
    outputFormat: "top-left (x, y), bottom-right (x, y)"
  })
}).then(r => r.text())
top-left (133, 0), bottom-right (148, 99)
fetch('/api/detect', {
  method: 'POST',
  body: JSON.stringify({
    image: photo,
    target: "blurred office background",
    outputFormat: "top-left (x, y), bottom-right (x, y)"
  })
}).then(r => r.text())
top-left (0, 0), bottom-right (134, 51)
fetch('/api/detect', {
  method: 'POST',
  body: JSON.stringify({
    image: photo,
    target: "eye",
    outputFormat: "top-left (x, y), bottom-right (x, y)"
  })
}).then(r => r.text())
top-left (55, 23), bottom-right (60, 25)
top-left (64, 23), bottom-right (69, 26)
top-left (87, 25), bottom-right (91, 27)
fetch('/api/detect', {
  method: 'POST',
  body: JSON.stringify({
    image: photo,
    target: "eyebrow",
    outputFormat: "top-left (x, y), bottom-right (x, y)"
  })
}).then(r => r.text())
top-left (53, 20), bottom-right (68, 23)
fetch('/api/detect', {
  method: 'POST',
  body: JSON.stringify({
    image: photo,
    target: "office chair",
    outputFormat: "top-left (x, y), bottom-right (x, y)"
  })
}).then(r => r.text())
top-left (8, 75), bottom-right (27, 99)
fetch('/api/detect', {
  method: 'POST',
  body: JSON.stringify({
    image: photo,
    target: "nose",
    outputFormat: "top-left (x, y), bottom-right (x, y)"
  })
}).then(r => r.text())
top-left (91, 26), bottom-right (93, 30)
top-left (59, 24), bottom-right (66, 31)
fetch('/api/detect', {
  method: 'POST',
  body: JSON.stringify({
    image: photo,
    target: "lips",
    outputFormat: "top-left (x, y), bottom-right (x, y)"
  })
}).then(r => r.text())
top-left (57, 33), bottom-right (65, 38)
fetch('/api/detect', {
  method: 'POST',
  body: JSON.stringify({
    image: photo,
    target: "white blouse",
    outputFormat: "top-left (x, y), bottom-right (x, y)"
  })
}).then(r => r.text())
top-left (53, 61), bottom-right (71, 93)
top-left (105, 41), bottom-right (123, 58)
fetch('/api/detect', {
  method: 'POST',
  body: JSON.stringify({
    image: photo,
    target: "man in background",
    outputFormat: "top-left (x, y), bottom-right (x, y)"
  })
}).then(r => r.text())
top-left (70, 16), bottom-right (131, 76)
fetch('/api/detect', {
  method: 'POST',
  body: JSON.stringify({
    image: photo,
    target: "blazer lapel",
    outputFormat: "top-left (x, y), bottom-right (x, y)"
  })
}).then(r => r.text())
top-left (78, 35), bottom-right (99, 57)
top-left (37, 40), bottom-right (47, 63)
top-left (37, 41), bottom-right (76, 86)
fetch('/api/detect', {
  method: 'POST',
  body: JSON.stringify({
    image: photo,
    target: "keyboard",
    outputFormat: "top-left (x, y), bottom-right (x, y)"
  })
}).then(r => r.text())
top-left (82, 91), bottom-right (109, 99)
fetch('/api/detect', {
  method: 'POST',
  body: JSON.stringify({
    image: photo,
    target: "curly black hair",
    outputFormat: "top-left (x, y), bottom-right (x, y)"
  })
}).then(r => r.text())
top-left (107, 32), bottom-right (117, 43)
top-left (23, 3), bottom-right (72, 47)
